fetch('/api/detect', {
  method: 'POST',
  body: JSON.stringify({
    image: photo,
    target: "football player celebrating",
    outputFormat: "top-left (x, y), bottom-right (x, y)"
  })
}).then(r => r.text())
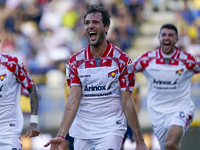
top-left (44, 4), bottom-right (148, 150)
top-left (132, 24), bottom-right (199, 150)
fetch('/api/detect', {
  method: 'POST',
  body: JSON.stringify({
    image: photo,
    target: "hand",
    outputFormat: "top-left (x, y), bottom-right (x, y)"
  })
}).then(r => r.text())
top-left (136, 142), bottom-right (149, 150)
top-left (25, 123), bottom-right (40, 138)
top-left (44, 137), bottom-right (65, 150)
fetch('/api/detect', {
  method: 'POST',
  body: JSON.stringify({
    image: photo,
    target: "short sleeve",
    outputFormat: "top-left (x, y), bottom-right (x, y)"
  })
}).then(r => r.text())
top-left (7, 56), bottom-right (34, 89)
top-left (66, 57), bottom-right (81, 88)
top-left (119, 60), bottom-right (135, 92)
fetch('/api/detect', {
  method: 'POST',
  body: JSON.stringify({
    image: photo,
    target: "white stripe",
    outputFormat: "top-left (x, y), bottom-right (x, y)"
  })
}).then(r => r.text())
top-left (106, 46), bottom-right (112, 57)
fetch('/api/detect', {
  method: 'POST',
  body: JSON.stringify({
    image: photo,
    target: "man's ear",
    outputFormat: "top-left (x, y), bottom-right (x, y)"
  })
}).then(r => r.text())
top-left (158, 34), bottom-right (160, 41)
top-left (105, 26), bottom-right (109, 34)
top-left (176, 37), bottom-right (179, 43)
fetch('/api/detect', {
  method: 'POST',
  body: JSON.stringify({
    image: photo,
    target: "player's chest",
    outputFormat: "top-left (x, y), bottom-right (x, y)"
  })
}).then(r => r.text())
top-left (78, 66), bottom-right (119, 85)
top-left (146, 62), bottom-right (187, 81)
top-left (0, 69), bottom-right (16, 83)
top-left (0, 70), bottom-right (17, 98)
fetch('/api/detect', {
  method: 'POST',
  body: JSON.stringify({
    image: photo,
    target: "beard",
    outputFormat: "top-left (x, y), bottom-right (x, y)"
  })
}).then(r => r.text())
top-left (86, 30), bottom-right (106, 48)
top-left (161, 42), bottom-right (176, 54)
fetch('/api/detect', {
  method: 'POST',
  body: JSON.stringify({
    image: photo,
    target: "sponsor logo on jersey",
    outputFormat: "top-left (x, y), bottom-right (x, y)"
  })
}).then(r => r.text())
top-left (79, 75), bottom-right (91, 78)
top-left (108, 69), bottom-right (118, 78)
top-left (0, 74), bottom-right (6, 81)
top-left (149, 69), bottom-right (160, 72)
top-left (116, 120), bottom-right (122, 124)
top-left (84, 85), bottom-right (106, 91)
top-left (84, 92), bottom-right (112, 97)
top-left (176, 68), bottom-right (184, 75)
top-left (153, 79), bottom-right (178, 85)
top-left (9, 123), bottom-right (16, 127)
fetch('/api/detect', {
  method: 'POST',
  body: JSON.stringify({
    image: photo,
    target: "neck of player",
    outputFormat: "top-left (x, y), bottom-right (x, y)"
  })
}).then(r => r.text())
top-left (90, 40), bottom-right (108, 58)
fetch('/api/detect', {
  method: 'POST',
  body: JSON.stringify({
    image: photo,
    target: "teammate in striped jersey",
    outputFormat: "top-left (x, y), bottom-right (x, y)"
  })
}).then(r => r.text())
top-left (0, 42), bottom-right (40, 149)
top-left (133, 24), bottom-right (199, 150)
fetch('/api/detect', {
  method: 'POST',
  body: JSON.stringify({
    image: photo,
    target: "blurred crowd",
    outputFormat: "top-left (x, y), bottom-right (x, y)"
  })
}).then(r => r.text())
top-left (150, 0), bottom-right (200, 57)
top-left (175, 0), bottom-right (200, 57)
top-left (0, 0), bottom-right (146, 75)
top-left (0, 0), bottom-right (199, 78)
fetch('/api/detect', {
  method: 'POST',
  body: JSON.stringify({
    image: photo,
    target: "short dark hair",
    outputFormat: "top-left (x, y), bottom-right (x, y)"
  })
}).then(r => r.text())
top-left (159, 24), bottom-right (178, 36)
top-left (84, 5), bottom-right (111, 28)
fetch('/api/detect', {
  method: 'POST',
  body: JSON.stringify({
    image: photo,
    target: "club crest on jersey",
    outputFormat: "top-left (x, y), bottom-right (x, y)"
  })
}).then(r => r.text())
top-left (108, 69), bottom-right (118, 78)
top-left (176, 69), bottom-right (184, 75)
top-left (0, 74), bottom-right (6, 81)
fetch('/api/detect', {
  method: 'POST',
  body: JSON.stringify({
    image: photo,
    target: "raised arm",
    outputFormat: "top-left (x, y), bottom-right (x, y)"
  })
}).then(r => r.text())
top-left (44, 86), bottom-right (82, 150)
top-left (25, 84), bottom-right (40, 138)
top-left (121, 91), bottom-right (148, 150)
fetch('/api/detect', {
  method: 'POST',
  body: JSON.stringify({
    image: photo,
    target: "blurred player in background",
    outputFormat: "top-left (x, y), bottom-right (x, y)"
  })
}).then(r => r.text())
top-left (0, 39), bottom-right (40, 149)
top-left (132, 24), bottom-right (200, 150)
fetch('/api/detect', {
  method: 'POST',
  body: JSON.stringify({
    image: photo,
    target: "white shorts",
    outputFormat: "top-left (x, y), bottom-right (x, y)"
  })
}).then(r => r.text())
top-left (74, 135), bottom-right (123, 150)
top-left (0, 137), bottom-right (23, 150)
top-left (153, 111), bottom-right (193, 150)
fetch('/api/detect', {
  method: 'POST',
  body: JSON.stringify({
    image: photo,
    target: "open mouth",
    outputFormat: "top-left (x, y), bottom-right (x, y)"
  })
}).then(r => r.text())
top-left (89, 31), bottom-right (97, 41)
top-left (163, 41), bottom-right (170, 49)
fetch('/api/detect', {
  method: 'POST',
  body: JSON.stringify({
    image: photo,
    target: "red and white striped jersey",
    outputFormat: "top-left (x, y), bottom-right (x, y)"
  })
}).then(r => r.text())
top-left (66, 41), bottom-right (135, 139)
top-left (0, 52), bottom-right (34, 137)
top-left (133, 47), bottom-right (199, 126)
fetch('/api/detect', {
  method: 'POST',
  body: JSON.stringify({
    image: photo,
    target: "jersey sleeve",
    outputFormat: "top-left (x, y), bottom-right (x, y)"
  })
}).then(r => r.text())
top-left (7, 56), bottom-right (34, 89)
top-left (187, 54), bottom-right (200, 73)
top-left (119, 56), bottom-right (135, 92)
top-left (133, 52), bottom-right (150, 72)
top-left (66, 56), bottom-right (81, 88)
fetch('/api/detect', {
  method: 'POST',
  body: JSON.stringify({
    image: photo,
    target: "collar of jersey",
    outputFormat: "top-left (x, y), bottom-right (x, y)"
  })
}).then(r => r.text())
top-left (158, 46), bottom-right (179, 59)
top-left (86, 40), bottom-right (111, 59)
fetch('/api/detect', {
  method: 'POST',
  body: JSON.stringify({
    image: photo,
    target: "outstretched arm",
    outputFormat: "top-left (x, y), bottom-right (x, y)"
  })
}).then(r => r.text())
top-left (121, 91), bottom-right (148, 150)
top-left (25, 84), bottom-right (40, 138)
top-left (44, 86), bottom-right (82, 149)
